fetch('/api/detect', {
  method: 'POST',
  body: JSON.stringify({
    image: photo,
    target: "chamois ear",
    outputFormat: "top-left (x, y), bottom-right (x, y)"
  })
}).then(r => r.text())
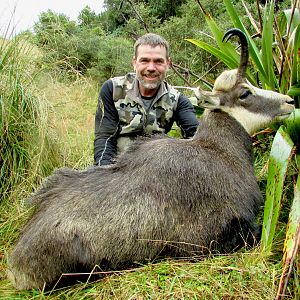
top-left (195, 87), bottom-right (221, 109)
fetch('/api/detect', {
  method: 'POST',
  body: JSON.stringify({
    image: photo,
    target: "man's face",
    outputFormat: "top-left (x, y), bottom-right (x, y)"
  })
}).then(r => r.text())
top-left (133, 45), bottom-right (170, 93)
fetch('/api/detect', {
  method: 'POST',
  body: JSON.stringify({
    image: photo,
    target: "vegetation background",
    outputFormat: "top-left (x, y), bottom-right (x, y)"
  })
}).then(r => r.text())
top-left (0, 0), bottom-right (299, 299)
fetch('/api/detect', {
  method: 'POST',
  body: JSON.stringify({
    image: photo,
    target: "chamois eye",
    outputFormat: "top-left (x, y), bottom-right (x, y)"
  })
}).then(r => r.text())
top-left (240, 89), bottom-right (252, 99)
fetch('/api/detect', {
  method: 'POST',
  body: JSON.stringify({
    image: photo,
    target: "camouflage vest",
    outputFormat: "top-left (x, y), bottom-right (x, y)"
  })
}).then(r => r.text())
top-left (112, 73), bottom-right (180, 139)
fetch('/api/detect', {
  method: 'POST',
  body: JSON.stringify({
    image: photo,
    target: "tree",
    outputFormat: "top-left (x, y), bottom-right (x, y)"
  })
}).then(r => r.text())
top-left (33, 9), bottom-right (106, 75)
top-left (34, 10), bottom-right (77, 46)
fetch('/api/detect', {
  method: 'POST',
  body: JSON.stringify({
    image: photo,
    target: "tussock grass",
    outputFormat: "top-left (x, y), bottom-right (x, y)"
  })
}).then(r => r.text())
top-left (0, 35), bottom-right (62, 198)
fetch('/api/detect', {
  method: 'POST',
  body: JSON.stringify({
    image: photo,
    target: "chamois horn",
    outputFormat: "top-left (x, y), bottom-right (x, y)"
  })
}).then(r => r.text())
top-left (222, 28), bottom-right (249, 82)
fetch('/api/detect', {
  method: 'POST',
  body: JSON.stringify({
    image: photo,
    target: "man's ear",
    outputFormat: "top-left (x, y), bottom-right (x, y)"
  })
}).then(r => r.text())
top-left (167, 57), bottom-right (172, 68)
top-left (132, 56), bottom-right (137, 70)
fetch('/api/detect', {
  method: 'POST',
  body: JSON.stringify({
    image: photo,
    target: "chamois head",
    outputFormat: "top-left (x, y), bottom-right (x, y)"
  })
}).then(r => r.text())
top-left (196, 28), bottom-right (295, 135)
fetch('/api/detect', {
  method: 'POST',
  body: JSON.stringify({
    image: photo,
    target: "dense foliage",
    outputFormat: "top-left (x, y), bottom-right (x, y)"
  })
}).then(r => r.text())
top-left (30, 0), bottom-right (294, 90)
top-left (29, 0), bottom-right (234, 84)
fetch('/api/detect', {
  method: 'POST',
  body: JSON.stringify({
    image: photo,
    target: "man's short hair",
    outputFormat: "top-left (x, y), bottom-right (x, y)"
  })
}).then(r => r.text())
top-left (134, 33), bottom-right (169, 58)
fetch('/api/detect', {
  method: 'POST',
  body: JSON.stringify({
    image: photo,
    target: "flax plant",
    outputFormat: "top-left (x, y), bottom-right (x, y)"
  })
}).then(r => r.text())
top-left (188, 0), bottom-right (299, 297)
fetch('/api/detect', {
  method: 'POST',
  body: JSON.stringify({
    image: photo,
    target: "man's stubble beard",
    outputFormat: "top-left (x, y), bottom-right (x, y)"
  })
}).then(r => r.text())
top-left (136, 73), bottom-right (165, 90)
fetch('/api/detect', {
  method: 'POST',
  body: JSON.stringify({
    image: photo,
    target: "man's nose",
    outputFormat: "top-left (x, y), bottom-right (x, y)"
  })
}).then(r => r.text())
top-left (146, 61), bottom-right (156, 71)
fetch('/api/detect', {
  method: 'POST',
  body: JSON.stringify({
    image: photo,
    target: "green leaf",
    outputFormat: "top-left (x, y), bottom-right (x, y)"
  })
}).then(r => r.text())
top-left (261, 126), bottom-right (294, 253)
top-left (191, 1), bottom-right (258, 84)
top-left (191, 3), bottom-right (239, 61)
top-left (291, 24), bottom-right (300, 108)
top-left (222, 0), bottom-right (247, 35)
top-left (186, 39), bottom-right (238, 68)
top-left (194, 2), bottom-right (227, 48)
top-left (280, 8), bottom-right (300, 102)
top-left (283, 108), bottom-right (300, 144)
top-left (291, 24), bottom-right (300, 87)
top-left (261, 0), bottom-right (278, 90)
top-left (284, 7), bottom-right (300, 34)
top-left (276, 171), bottom-right (300, 298)
top-left (186, 37), bottom-right (257, 85)
top-left (222, 0), bottom-right (267, 83)
top-left (287, 84), bottom-right (300, 97)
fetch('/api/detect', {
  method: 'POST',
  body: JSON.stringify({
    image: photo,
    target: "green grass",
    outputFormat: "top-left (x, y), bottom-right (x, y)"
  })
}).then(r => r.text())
top-left (0, 249), bottom-right (288, 299)
top-left (33, 73), bottom-right (98, 168)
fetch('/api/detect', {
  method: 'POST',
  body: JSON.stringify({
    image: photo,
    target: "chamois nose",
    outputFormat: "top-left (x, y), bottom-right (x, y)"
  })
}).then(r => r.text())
top-left (281, 95), bottom-right (295, 106)
top-left (287, 98), bottom-right (295, 105)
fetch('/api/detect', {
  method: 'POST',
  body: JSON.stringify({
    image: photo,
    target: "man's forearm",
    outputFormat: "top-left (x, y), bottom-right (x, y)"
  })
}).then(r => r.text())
top-left (94, 136), bottom-right (118, 166)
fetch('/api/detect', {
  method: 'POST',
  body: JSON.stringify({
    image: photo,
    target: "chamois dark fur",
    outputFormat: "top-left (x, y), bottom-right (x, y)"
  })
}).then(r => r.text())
top-left (7, 29), bottom-right (294, 290)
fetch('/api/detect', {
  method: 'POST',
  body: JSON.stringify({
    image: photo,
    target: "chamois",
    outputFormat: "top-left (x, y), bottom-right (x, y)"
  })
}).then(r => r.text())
top-left (7, 29), bottom-right (294, 290)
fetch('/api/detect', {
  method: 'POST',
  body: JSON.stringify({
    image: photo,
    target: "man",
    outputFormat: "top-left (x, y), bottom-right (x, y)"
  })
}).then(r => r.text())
top-left (94, 33), bottom-right (198, 166)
